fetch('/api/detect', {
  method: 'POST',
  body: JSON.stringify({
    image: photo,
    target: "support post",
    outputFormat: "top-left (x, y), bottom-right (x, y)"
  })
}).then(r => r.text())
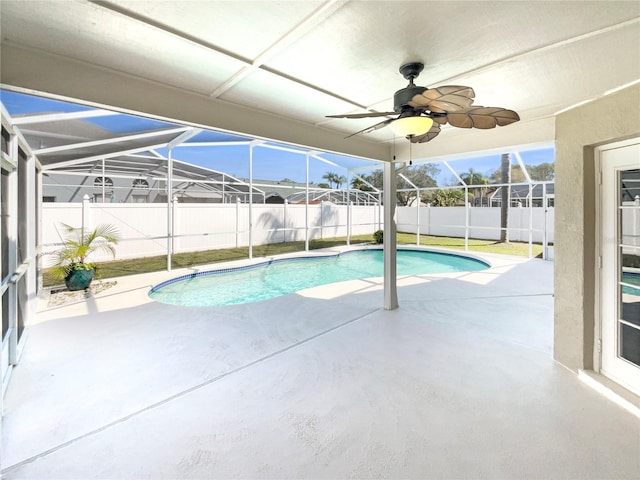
top-left (305, 153), bottom-right (310, 251)
top-left (167, 149), bottom-right (173, 271)
top-left (7, 133), bottom-right (18, 367)
top-left (346, 170), bottom-right (351, 246)
top-left (542, 183), bottom-right (548, 260)
top-left (416, 187), bottom-right (420, 245)
top-left (249, 144), bottom-right (254, 259)
top-left (528, 183), bottom-right (534, 258)
top-left (383, 161), bottom-right (398, 310)
top-left (102, 158), bottom-right (106, 203)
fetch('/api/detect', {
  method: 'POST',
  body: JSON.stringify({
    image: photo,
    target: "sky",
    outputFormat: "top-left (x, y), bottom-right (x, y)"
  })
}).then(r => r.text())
top-left (1, 89), bottom-right (554, 186)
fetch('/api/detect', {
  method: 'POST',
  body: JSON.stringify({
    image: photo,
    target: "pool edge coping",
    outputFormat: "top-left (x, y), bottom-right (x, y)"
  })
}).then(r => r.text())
top-left (148, 245), bottom-right (493, 297)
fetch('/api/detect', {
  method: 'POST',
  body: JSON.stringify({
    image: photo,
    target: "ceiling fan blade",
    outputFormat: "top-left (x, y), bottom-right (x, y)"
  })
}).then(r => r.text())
top-left (432, 115), bottom-right (448, 125)
top-left (409, 123), bottom-right (441, 144)
top-left (408, 86), bottom-right (475, 112)
top-left (446, 107), bottom-right (520, 129)
top-left (345, 118), bottom-right (394, 138)
top-left (326, 111), bottom-right (397, 119)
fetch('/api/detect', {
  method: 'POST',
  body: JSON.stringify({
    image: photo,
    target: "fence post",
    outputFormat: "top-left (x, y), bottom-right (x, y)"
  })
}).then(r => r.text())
top-left (347, 200), bottom-right (351, 246)
top-left (172, 194), bottom-right (179, 256)
top-left (82, 194), bottom-right (91, 234)
top-left (464, 186), bottom-right (469, 251)
top-left (320, 201), bottom-right (324, 239)
top-left (235, 197), bottom-right (241, 248)
top-left (416, 187), bottom-right (420, 246)
top-left (283, 199), bottom-right (288, 243)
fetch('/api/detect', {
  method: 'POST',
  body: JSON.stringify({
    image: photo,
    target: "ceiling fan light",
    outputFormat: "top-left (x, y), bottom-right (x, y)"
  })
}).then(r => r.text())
top-left (390, 116), bottom-right (434, 138)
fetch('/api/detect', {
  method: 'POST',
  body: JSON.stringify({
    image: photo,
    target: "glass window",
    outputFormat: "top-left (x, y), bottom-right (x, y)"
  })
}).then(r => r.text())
top-left (619, 169), bottom-right (640, 367)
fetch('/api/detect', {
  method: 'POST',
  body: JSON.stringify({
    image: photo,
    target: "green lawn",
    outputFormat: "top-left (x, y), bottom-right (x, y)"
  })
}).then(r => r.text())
top-left (43, 233), bottom-right (543, 288)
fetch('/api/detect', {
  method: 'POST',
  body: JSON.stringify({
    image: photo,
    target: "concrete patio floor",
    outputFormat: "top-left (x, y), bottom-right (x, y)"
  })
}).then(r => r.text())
top-left (1, 250), bottom-right (639, 479)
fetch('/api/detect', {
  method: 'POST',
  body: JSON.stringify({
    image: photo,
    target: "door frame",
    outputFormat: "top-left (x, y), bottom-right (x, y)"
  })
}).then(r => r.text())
top-left (595, 137), bottom-right (640, 395)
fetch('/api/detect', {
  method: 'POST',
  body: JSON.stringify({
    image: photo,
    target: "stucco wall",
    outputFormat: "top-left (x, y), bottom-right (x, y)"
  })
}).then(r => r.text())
top-left (554, 84), bottom-right (640, 371)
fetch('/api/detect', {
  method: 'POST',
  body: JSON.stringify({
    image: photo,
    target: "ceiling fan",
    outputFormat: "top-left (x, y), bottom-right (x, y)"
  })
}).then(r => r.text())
top-left (327, 62), bottom-right (520, 143)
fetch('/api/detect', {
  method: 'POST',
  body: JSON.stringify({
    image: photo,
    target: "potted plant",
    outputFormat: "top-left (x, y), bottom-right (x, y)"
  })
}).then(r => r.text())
top-left (51, 223), bottom-right (121, 291)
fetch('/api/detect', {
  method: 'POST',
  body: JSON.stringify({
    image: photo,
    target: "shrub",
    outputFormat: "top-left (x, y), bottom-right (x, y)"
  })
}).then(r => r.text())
top-left (373, 230), bottom-right (384, 244)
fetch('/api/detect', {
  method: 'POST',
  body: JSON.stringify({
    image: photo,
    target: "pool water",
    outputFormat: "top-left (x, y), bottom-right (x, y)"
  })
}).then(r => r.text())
top-left (149, 249), bottom-right (489, 307)
top-left (623, 272), bottom-right (640, 295)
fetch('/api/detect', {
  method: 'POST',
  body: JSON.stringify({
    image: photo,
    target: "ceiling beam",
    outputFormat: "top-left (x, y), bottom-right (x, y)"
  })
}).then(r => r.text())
top-left (208, 0), bottom-right (348, 98)
top-left (89, 0), bottom-right (365, 113)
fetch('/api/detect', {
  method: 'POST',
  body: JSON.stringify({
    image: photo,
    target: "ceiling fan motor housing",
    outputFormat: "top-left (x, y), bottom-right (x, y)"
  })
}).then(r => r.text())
top-left (394, 86), bottom-right (427, 114)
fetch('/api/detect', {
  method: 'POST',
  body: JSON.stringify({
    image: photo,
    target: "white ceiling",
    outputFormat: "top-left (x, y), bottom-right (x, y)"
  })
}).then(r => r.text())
top-left (1, 0), bottom-right (639, 162)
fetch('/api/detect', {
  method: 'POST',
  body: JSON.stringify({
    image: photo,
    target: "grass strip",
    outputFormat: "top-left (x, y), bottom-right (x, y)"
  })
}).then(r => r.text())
top-left (43, 233), bottom-right (544, 288)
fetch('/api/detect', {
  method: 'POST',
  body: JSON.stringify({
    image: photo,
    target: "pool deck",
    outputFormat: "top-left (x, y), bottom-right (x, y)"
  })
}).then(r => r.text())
top-left (2, 248), bottom-right (639, 478)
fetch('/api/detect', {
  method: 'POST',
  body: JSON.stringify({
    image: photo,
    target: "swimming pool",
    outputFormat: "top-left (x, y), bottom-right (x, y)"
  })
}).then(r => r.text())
top-left (149, 248), bottom-right (490, 307)
top-left (623, 272), bottom-right (640, 295)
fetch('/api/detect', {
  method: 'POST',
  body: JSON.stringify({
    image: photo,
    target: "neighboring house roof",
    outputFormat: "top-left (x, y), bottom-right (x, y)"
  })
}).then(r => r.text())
top-left (490, 183), bottom-right (555, 201)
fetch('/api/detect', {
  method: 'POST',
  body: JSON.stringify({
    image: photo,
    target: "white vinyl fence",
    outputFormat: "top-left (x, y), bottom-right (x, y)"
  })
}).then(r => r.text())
top-left (41, 200), bottom-right (382, 267)
top-left (397, 205), bottom-right (555, 243)
top-left (41, 200), bottom-right (571, 267)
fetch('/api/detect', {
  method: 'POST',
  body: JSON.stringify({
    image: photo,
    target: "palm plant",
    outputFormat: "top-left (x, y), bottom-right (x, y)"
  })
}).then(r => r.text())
top-left (51, 223), bottom-right (121, 281)
top-left (460, 168), bottom-right (489, 206)
top-left (322, 171), bottom-right (338, 188)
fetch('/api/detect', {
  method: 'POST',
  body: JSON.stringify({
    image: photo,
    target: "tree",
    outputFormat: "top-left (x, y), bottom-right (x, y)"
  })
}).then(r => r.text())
top-left (500, 153), bottom-right (511, 243)
top-left (460, 168), bottom-right (489, 206)
top-left (354, 164), bottom-right (440, 206)
top-left (396, 164), bottom-right (440, 206)
top-left (351, 176), bottom-right (374, 192)
top-left (426, 188), bottom-right (464, 206)
top-left (490, 164), bottom-right (526, 184)
top-left (489, 162), bottom-right (555, 183)
top-left (322, 171), bottom-right (340, 189)
top-left (528, 162), bottom-right (555, 181)
top-left (335, 175), bottom-right (346, 189)
top-left (317, 182), bottom-right (330, 189)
